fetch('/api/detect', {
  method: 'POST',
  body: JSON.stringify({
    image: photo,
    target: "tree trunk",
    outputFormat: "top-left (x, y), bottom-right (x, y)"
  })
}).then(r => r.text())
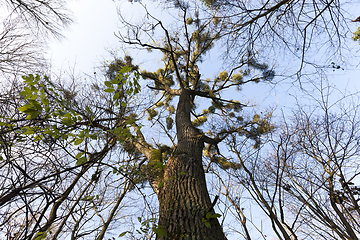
top-left (156, 89), bottom-right (226, 240)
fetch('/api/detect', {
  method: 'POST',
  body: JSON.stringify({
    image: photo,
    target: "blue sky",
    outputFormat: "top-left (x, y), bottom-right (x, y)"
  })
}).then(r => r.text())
top-left (46, 1), bottom-right (360, 238)
top-left (47, 0), bottom-right (360, 115)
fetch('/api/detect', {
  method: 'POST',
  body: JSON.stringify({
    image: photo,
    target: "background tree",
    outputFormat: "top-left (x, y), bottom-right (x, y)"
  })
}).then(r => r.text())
top-left (219, 82), bottom-right (360, 239)
top-left (0, 62), bottom-right (145, 240)
top-left (267, 85), bottom-right (360, 239)
top-left (199, 0), bottom-right (356, 75)
top-left (0, 0), bottom-right (72, 75)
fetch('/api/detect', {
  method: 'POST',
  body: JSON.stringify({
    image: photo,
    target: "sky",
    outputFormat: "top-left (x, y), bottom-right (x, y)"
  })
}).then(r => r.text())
top-left (45, 1), bottom-right (360, 239)
top-left (47, 0), bottom-right (165, 74)
top-left (47, 0), bottom-right (121, 73)
top-left (47, 0), bottom-right (360, 117)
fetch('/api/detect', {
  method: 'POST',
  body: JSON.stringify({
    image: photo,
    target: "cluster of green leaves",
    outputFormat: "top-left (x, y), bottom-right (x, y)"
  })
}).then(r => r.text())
top-left (18, 74), bottom-right (50, 120)
top-left (33, 228), bottom-right (52, 240)
top-left (10, 64), bottom-right (141, 166)
top-left (201, 212), bottom-right (222, 228)
top-left (203, 144), bottom-right (242, 170)
top-left (139, 9), bottom-right (275, 154)
top-left (119, 217), bottom-right (167, 238)
top-left (15, 74), bottom-right (97, 150)
top-left (104, 65), bottom-right (140, 107)
top-left (246, 113), bottom-right (274, 148)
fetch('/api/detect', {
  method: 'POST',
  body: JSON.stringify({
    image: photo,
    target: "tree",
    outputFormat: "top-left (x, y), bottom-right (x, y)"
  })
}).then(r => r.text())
top-left (221, 82), bottom-right (360, 239)
top-left (1, 0), bottom-right (359, 239)
top-left (115, 2), bottom-right (275, 239)
top-left (109, 1), bottom-right (360, 238)
top-left (0, 1), bottom-right (273, 238)
top-left (0, 0), bottom-right (72, 75)
top-left (267, 86), bottom-right (360, 239)
top-left (0, 64), bottom-right (143, 239)
top-left (200, 0), bottom-right (355, 74)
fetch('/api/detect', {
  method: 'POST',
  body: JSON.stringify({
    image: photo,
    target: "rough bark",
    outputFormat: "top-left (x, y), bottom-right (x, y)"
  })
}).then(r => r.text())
top-left (155, 89), bottom-right (227, 240)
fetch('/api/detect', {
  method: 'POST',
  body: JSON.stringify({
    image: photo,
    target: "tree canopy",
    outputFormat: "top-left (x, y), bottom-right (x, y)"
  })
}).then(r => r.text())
top-left (1, 0), bottom-right (360, 239)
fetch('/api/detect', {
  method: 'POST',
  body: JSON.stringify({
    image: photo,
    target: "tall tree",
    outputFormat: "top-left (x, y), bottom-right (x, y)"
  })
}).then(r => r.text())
top-left (116, 1), bottom-right (274, 239)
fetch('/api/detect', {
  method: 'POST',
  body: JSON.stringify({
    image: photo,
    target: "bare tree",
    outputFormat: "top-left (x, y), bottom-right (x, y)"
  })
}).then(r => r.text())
top-left (200, 0), bottom-right (355, 74)
top-left (222, 82), bottom-right (360, 239)
top-left (0, 0), bottom-right (72, 75)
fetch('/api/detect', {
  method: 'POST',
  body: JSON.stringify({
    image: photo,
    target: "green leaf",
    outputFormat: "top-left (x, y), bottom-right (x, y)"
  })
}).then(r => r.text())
top-left (29, 93), bottom-right (38, 100)
top-left (75, 152), bottom-right (84, 159)
top-left (204, 221), bottom-right (211, 228)
top-left (19, 91), bottom-right (30, 99)
top-left (125, 118), bottom-right (135, 125)
top-left (19, 104), bottom-right (36, 114)
top-left (34, 231), bottom-right (47, 240)
top-left (25, 86), bottom-right (32, 93)
top-left (104, 88), bottom-right (115, 93)
top-left (76, 156), bottom-right (87, 165)
top-left (35, 74), bottom-right (40, 82)
top-left (119, 231), bottom-right (130, 237)
top-left (29, 100), bottom-right (42, 111)
top-left (153, 226), bottom-right (167, 237)
top-left (104, 81), bottom-right (112, 87)
top-left (26, 112), bottom-right (40, 120)
top-left (81, 195), bottom-right (95, 201)
top-left (78, 130), bottom-right (86, 138)
top-left (88, 134), bottom-right (98, 140)
top-left (22, 126), bottom-right (37, 135)
top-left (34, 135), bottom-right (43, 141)
top-left (41, 94), bottom-right (49, 106)
top-left (111, 76), bottom-right (121, 84)
top-left (22, 74), bottom-right (36, 85)
top-left (206, 212), bottom-right (212, 219)
top-left (41, 98), bottom-right (49, 106)
top-left (31, 85), bottom-right (38, 93)
top-left (113, 92), bottom-right (120, 100)
top-left (59, 110), bottom-right (71, 117)
top-left (74, 138), bottom-right (84, 145)
top-left (211, 213), bottom-right (221, 218)
top-left (127, 88), bottom-right (133, 95)
top-left (62, 118), bottom-right (72, 126)
top-left (113, 127), bottom-right (124, 134)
